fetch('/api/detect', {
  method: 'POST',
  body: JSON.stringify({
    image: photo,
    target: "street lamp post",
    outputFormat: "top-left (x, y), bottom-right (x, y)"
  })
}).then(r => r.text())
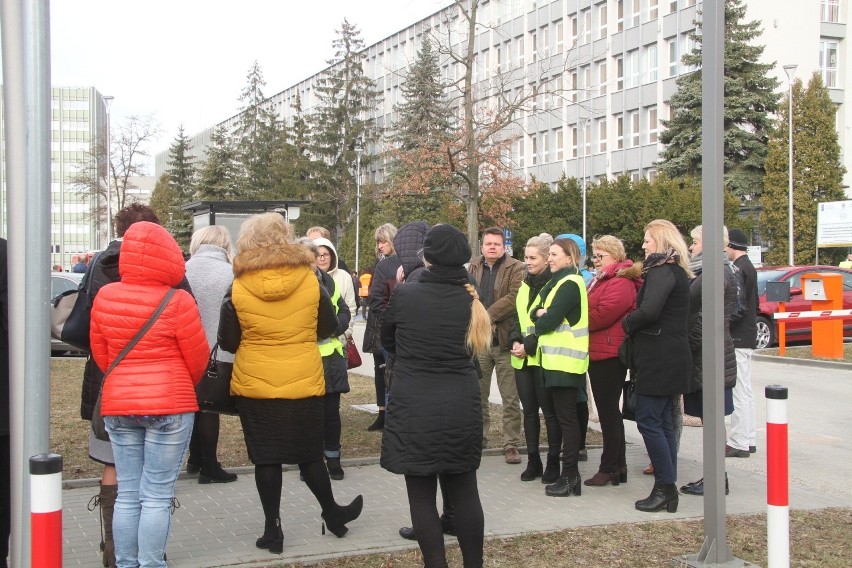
top-left (354, 143), bottom-right (363, 274)
top-left (783, 64), bottom-right (797, 266)
top-left (103, 95), bottom-right (114, 246)
top-left (581, 118), bottom-right (591, 243)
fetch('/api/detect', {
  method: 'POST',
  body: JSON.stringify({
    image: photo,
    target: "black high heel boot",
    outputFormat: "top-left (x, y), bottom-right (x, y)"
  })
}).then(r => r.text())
top-left (520, 453), bottom-right (543, 481)
top-left (322, 495), bottom-right (364, 538)
top-left (256, 517), bottom-right (284, 554)
top-left (619, 466), bottom-right (628, 484)
top-left (635, 483), bottom-right (679, 513)
top-left (541, 453), bottom-right (560, 484)
top-left (545, 473), bottom-right (582, 497)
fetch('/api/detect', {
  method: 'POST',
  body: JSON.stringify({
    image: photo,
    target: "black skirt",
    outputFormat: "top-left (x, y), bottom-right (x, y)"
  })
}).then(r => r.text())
top-left (236, 396), bottom-right (324, 465)
top-left (683, 387), bottom-right (734, 419)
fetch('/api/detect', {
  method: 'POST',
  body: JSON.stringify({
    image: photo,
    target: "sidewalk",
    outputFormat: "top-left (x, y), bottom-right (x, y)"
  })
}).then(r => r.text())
top-left (61, 323), bottom-right (852, 566)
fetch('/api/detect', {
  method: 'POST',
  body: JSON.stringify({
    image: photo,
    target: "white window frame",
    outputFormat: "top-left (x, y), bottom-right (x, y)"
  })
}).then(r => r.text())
top-left (556, 20), bottom-right (564, 53)
top-left (542, 25), bottom-right (550, 57)
top-left (598, 119), bottom-right (607, 153)
top-left (647, 106), bottom-right (658, 143)
top-left (531, 134), bottom-right (538, 165)
top-left (518, 137), bottom-right (525, 168)
top-left (598, 4), bottom-right (608, 39)
top-left (598, 61), bottom-right (608, 95)
top-left (821, 0), bottom-right (840, 23)
top-left (644, 43), bottom-right (658, 83)
top-left (627, 49), bottom-right (639, 88)
top-left (631, 0), bottom-right (640, 27)
top-left (556, 128), bottom-right (564, 161)
top-left (630, 111), bottom-right (640, 147)
top-left (531, 31), bottom-right (538, 63)
top-left (583, 65), bottom-right (592, 101)
top-left (584, 121), bottom-right (592, 155)
top-left (648, 0), bottom-right (659, 21)
top-left (669, 0), bottom-right (678, 14)
top-left (615, 56), bottom-right (624, 91)
top-left (571, 71), bottom-right (579, 103)
top-left (667, 38), bottom-right (678, 77)
top-left (616, 115), bottom-right (624, 149)
top-left (617, 0), bottom-right (624, 32)
top-left (571, 125), bottom-right (578, 158)
top-left (542, 131), bottom-right (550, 163)
top-left (583, 9), bottom-right (592, 45)
top-left (820, 40), bottom-right (839, 88)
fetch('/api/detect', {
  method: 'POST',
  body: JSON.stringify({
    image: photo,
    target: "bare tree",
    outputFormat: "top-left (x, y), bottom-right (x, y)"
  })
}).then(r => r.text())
top-left (395, 0), bottom-right (587, 247)
top-left (71, 114), bottom-right (161, 241)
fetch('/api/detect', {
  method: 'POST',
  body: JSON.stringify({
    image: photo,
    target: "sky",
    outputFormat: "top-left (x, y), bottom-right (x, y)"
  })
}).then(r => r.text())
top-left (48, 0), bottom-right (450, 168)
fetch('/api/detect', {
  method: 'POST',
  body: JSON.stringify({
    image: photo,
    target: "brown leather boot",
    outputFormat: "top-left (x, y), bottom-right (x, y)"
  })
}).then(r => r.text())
top-left (98, 484), bottom-right (117, 568)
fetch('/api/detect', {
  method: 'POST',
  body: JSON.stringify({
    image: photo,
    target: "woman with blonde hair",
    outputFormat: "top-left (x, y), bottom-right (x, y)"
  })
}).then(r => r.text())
top-left (362, 223), bottom-right (400, 431)
top-left (508, 233), bottom-right (563, 483)
top-left (381, 224), bottom-right (489, 568)
top-left (584, 235), bottom-right (640, 487)
top-left (524, 237), bottom-right (589, 497)
top-left (185, 225), bottom-right (238, 484)
top-left (218, 213), bottom-right (363, 555)
top-left (621, 219), bottom-right (692, 513)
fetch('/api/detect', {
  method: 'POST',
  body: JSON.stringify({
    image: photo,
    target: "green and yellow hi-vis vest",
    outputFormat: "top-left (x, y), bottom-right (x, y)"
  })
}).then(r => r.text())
top-left (318, 278), bottom-right (344, 358)
top-left (511, 281), bottom-right (541, 369)
top-left (536, 273), bottom-right (589, 374)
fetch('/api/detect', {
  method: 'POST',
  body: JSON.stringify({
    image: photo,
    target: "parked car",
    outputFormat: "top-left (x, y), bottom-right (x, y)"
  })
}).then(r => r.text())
top-left (755, 265), bottom-right (852, 349)
top-left (51, 271), bottom-right (84, 355)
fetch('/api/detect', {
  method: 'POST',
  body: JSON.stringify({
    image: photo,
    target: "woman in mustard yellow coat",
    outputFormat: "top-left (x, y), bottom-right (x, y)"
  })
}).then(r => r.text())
top-left (218, 213), bottom-right (363, 554)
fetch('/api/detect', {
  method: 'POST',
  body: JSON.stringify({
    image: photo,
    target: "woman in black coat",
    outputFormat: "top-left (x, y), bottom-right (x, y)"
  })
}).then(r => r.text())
top-left (381, 224), bottom-right (491, 568)
top-left (622, 219), bottom-right (692, 514)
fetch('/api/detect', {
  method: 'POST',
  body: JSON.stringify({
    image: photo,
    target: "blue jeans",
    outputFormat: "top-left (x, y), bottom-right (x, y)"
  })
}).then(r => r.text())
top-left (635, 395), bottom-right (677, 485)
top-left (105, 413), bottom-right (194, 568)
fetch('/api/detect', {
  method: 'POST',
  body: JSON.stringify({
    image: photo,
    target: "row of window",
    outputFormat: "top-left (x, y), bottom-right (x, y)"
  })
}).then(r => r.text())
top-left (521, 106), bottom-right (659, 167)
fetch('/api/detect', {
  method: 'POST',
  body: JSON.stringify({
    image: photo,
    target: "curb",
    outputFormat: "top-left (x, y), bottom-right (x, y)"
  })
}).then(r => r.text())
top-left (753, 352), bottom-right (852, 371)
top-left (61, 446), bottom-right (603, 490)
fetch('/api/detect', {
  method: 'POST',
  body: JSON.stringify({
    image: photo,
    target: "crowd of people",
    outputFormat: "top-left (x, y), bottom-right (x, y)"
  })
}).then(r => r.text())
top-left (73, 203), bottom-right (759, 568)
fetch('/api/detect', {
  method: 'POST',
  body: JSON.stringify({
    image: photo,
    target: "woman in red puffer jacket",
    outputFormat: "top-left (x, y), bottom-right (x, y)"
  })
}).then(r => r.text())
top-left (583, 235), bottom-right (641, 488)
top-left (90, 221), bottom-right (208, 567)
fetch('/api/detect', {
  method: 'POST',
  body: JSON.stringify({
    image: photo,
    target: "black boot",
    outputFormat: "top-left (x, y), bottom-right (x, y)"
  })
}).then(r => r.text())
top-left (635, 483), bottom-right (679, 513)
top-left (521, 453), bottom-right (543, 482)
top-left (322, 495), bottom-right (364, 538)
top-left (198, 460), bottom-right (238, 484)
top-left (545, 468), bottom-right (582, 497)
top-left (367, 410), bottom-right (385, 431)
top-left (255, 517), bottom-right (284, 554)
top-left (326, 457), bottom-right (344, 481)
top-left (541, 453), bottom-right (560, 484)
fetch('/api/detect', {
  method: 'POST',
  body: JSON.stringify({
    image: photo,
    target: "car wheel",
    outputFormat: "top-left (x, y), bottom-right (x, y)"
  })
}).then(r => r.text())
top-left (755, 316), bottom-right (774, 349)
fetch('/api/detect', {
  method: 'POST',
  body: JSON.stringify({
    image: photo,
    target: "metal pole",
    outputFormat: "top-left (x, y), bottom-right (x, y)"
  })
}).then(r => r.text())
top-left (783, 65), bottom-right (797, 266)
top-left (1, 0), bottom-right (52, 565)
top-left (103, 96), bottom-right (113, 244)
top-left (354, 144), bottom-right (363, 274)
top-left (581, 119), bottom-right (589, 243)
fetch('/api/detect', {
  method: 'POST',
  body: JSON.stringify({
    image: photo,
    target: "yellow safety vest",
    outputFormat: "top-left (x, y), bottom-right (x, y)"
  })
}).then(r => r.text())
top-left (318, 278), bottom-right (344, 357)
top-left (511, 282), bottom-right (541, 369)
top-left (536, 273), bottom-right (589, 374)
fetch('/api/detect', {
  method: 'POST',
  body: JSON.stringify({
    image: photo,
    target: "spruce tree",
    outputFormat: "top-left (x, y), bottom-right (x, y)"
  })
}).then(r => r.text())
top-left (233, 62), bottom-right (291, 200)
top-left (164, 126), bottom-right (197, 247)
top-left (657, 0), bottom-right (780, 198)
top-left (760, 73), bottom-right (847, 265)
top-left (308, 19), bottom-right (381, 242)
top-left (197, 125), bottom-right (239, 201)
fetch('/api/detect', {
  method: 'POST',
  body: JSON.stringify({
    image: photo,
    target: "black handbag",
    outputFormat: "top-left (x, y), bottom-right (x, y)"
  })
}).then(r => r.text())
top-left (195, 345), bottom-right (238, 415)
top-left (622, 373), bottom-right (638, 422)
top-left (92, 289), bottom-right (177, 440)
top-left (51, 251), bottom-right (103, 351)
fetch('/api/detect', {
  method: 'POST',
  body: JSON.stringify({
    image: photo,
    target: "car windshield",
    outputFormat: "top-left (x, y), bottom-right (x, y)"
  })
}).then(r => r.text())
top-left (756, 269), bottom-right (789, 296)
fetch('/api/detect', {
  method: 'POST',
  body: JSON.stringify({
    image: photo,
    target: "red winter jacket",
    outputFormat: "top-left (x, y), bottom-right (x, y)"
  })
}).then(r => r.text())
top-left (90, 222), bottom-right (209, 416)
top-left (587, 259), bottom-right (641, 362)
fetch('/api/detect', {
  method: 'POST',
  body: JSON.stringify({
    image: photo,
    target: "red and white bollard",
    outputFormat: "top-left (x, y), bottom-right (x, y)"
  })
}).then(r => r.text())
top-left (30, 453), bottom-right (63, 568)
top-left (766, 385), bottom-right (789, 568)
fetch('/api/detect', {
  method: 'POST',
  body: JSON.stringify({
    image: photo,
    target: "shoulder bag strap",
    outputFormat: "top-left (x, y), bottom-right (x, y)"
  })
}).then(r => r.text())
top-left (103, 288), bottom-right (177, 377)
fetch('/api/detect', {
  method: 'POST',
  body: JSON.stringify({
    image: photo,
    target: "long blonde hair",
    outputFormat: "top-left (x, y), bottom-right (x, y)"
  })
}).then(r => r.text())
top-left (645, 219), bottom-right (693, 277)
top-left (464, 283), bottom-right (492, 357)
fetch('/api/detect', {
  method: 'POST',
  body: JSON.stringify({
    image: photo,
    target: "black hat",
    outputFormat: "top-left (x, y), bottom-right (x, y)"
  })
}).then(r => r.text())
top-left (423, 224), bottom-right (472, 267)
top-left (728, 228), bottom-right (749, 251)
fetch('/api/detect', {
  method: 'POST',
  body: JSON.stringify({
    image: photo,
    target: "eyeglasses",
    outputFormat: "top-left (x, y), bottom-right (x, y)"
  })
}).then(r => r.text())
top-left (592, 253), bottom-right (610, 261)
top-left (317, 254), bottom-right (331, 260)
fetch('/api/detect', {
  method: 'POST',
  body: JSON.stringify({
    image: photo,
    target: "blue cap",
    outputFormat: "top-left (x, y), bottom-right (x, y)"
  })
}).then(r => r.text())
top-left (556, 233), bottom-right (586, 258)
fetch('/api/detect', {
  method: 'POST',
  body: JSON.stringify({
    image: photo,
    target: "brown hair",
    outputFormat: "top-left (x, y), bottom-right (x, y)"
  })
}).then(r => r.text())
top-left (306, 226), bottom-right (331, 239)
top-left (552, 237), bottom-right (581, 270)
top-left (114, 203), bottom-right (160, 237)
top-left (481, 226), bottom-right (505, 245)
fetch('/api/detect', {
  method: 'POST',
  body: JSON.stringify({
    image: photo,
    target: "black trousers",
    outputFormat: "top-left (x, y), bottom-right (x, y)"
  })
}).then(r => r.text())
top-left (550, 387), bottom-right (580, 478)
top-left (323, 393), bottom-right (342, 456)
top-left (405, 471), bottom-right (483, 568)
top-left (514, 365), bottom-right (561, 456)
top-left (588, 358), bottom-right (627, 474)
top-left (373, 350), bottom-right (386, 407)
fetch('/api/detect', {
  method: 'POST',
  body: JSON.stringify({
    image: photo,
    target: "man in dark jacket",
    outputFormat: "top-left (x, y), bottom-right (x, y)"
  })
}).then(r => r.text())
top-left (724, 228), bottom-right (759, 458)
top-left (467, 227), bottom-right (524, 464)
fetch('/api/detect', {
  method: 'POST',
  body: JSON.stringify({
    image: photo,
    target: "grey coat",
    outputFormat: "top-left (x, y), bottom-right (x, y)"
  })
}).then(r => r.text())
top-left (186, 244), bottom-right (235, 363)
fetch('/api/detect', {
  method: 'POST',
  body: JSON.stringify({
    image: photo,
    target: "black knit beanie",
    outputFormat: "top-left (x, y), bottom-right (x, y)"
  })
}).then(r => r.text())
top-left (423, 224), bottom-right (472, 267)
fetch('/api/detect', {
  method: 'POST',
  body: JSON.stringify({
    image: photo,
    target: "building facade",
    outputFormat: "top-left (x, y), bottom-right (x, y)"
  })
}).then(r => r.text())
top-left (160, 0), bottom-right (850, 196)
top-left (1, 86), bottom-right (108, 270)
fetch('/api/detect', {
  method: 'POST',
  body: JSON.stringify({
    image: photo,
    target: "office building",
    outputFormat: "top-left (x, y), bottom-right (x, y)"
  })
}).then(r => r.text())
top-left (160, 0), bottom-right (850, 196)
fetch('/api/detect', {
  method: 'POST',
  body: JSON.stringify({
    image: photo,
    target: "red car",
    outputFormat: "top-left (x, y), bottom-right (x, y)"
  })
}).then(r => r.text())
top-left (755, 265), bottom-right (852, 349)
